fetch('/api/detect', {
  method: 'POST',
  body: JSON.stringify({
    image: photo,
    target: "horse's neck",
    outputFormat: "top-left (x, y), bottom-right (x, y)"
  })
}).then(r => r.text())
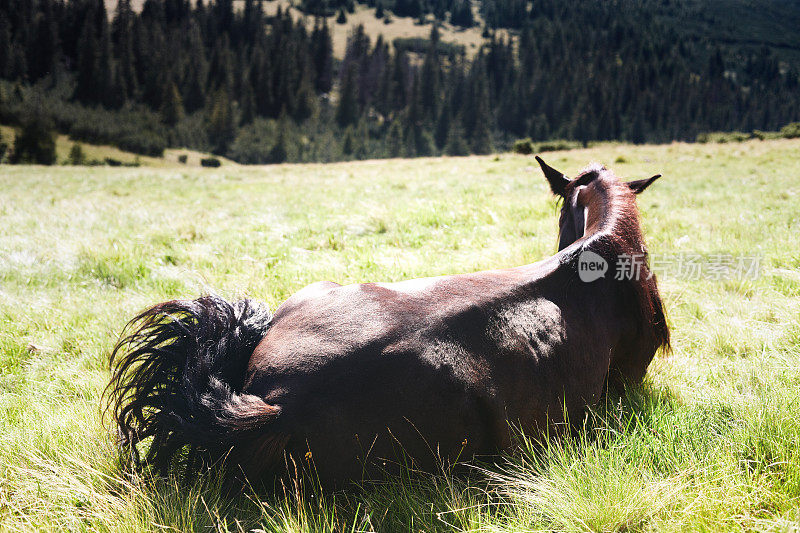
top-left (583, 183), bottom-right (642, 247)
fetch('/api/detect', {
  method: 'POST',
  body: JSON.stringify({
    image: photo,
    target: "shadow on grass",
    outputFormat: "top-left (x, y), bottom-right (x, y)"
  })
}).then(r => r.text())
top-left (501, 379), bottom-right (678, 464)
top-left (103, 381), bottom-right (682, 532)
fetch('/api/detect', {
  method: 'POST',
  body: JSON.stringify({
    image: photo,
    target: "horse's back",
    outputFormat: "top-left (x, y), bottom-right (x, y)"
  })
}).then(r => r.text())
top-left (243, 278), bottom-right (520, 482)
top-left (240, 270), bottom-right (607, 484)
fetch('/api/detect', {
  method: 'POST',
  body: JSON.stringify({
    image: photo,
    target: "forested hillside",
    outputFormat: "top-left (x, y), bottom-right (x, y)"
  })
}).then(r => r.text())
top-left (1, 0), bottom-right (798, 164)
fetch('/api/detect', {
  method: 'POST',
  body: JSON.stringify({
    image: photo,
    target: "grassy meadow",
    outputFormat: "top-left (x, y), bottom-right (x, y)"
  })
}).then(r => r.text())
top-left (1, 139), bottom-right (800, 531)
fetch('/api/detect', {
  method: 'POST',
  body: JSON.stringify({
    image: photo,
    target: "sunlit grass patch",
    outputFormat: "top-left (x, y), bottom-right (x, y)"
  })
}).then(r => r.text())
top-left (1, 139), bottom-right (800, 530)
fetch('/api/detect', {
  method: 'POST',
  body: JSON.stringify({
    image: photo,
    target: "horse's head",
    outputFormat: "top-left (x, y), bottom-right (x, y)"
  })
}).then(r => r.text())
top-left (536, 156), bottom-right (661, 251)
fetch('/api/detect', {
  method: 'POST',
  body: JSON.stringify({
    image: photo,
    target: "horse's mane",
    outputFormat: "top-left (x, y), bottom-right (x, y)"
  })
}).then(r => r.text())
top-left (567, 165), bottom-right (671, 353)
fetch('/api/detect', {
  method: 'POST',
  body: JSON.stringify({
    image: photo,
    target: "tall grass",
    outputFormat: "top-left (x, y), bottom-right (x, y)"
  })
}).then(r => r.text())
top-left (1, 139), bottom-right (799, 531)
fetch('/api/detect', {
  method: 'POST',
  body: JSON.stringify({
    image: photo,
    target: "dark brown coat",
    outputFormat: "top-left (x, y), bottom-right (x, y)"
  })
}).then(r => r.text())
top-left (106, 158), bottom-right (669, 487)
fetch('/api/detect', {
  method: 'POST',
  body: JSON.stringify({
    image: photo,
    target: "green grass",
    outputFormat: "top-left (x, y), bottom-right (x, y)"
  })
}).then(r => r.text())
top-left (1, 138), bottom-right (800, 531)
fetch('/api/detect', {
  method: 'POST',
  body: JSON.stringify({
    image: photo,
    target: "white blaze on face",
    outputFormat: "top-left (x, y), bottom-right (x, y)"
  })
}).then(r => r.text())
top-left (571, 185), bottom-right (589, 239)
top-left (582, 206), bottom-right (589, 235)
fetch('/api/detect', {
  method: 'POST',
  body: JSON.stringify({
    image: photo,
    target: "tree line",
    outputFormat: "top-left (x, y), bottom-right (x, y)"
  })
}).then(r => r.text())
top-left (0, 0), bottom-right (798, 164)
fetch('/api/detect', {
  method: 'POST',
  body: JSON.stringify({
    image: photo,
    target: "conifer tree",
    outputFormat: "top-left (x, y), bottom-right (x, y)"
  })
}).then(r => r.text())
top-left (389, 50), bottom-right (409, 112)
top-left (0, 128), bottom-right (6, 162)
top-left (445, 121), bottom-right (469, 156)
top-left (31, 0), bottom-right (58, 80)
top-left (385, 120), bottom-right (403, 158)
top-left (355, 120), bottom-right (369, 159)
top-left (403, 76), bottom-right (434, 156)
top-left (114, 0), bottom-right (138, 99)
top-left (106, 66), bottom-right (127, 109)
top-left (93, 0), bottom-right (107, 34)
top-left (311, 18), bottom-right (333, 93)
top-left (451, 0), bottom-right (473, 27)
top-left (7, 42), bottom-right (27, 81)
top-left (11, 114), bottom-right (56, 165)
top-left (250, 44), bottom-right (275, 117)
top-left (183, 22), bottom-right (209, 112)
top-left (342, 128), bottom-right (354, 156)
top-left (160, 81), bottom-right (185, 126)
top-left (293, 66), bottom-right (317, 122)
top-left (69, 143), bottom-right (86, 165)
top-left (74, 22), bottom-right (98, 103)
top-left (336, 63), bottom-right (359, 127)
top-left (0, 16), bottom-right (9, 79)
top-left (434, 104), bottom-right (451, 150)
top-left (468, 71), bottom-right (493, 154)
top-left (207, 88), bottom-right (235, 154)
top-left (208, 34), bottom-right (234, 95)
top-left (97, 22), bottom-right (115, 108)
top-left (420, 28), bottom-right (441, 116)
top-left (239, 78), bottom-right (256, 125)
top-left (375, 55), bottom-right (393, 118)
top-left (269, 131), bottom-right (288, 163)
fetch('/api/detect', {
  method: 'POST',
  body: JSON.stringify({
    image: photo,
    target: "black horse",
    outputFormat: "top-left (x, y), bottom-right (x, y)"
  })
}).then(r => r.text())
top-left (106, 157), bottom-right (669, 486)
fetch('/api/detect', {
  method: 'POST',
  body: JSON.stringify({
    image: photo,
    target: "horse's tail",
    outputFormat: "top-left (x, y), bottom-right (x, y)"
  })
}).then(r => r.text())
top-left (104, 295), bottom-right (279, 479)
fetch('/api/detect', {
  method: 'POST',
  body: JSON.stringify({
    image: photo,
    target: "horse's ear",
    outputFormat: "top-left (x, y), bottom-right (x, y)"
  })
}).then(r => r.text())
top-left (627, 174), bottom-right (662, 195)
top-left (536, 156), bottom-right (569, 197)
